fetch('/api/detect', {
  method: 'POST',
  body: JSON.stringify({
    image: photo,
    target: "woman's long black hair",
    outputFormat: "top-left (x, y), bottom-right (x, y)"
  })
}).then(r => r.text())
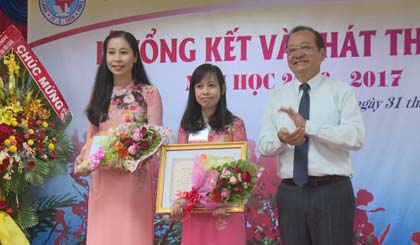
top-left (85, 31), bottom-right (151, 126)
top-left (180, 63), bottom-right (235, 132)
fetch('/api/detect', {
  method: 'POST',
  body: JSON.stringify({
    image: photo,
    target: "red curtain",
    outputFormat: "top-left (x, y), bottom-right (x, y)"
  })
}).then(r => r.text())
top-left (0, 8), bottom-right (27, 40)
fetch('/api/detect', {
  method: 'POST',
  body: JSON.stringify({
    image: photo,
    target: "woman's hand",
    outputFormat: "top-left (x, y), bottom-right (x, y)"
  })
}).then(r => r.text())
top-left (212, 206), bottom-right (229, 218)
top-left (213, 206), bottom-right (229, 230)
top-left (170, 198), bottom-right (187, 221)
top-left (73, 149), bottom-right (90, 176)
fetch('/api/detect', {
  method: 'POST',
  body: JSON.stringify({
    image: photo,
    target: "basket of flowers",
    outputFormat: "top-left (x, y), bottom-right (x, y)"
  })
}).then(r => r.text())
top-left (0, 25), bottom-right (73, 241)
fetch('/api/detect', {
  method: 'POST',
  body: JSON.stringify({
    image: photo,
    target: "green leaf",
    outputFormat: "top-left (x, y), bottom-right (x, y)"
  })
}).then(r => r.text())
top-left (29, 193), bottom-right (77, 235)
top-left (25, 160), bottom-right (49, 185)
top-left (15, 203), bottom-right (39, 230)
top-left (0, 89), bottom-right (4, 103)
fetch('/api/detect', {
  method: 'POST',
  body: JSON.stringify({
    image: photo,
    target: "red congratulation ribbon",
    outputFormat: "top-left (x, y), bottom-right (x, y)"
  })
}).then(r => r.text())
top-left (0, 25), bottom-right (72, 122)
top-left (177, 187), bottom-right (202, 220)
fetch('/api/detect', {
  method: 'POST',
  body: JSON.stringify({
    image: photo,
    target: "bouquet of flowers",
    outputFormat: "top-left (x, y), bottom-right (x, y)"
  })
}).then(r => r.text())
top-left (177, 153), bottom-right (258, 218)
top-left (208, 157), bottom-right (257, 205)
top-left (76, 122), bottom-right (167, 173)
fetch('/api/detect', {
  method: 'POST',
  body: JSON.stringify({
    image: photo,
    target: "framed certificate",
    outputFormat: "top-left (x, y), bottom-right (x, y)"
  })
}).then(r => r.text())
top-left (155, 141), bottom-right (247, 214)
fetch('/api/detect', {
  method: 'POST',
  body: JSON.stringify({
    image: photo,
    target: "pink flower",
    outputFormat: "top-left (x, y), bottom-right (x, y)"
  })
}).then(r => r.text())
top-left (132, 131), bottom-right (142, 142)
top-left (128, 144), bottom-right (139, 155)
top-left (220, 189), bottom-right (231, 200)
top-left (221, 167), bottom-right (231, 177)
top-left (132, 132), bottom-right (143, 142)
top-left (88, 147), bottom-right (105, 171)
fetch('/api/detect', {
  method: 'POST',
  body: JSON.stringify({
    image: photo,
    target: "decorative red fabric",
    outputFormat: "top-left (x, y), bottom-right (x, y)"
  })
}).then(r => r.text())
top-left (0, 9), bottom-right (27, 40)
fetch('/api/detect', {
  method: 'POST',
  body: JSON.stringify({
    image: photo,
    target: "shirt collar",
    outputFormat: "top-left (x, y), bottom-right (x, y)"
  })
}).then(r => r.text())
top-left (292, 72), bottom-right (323, 95)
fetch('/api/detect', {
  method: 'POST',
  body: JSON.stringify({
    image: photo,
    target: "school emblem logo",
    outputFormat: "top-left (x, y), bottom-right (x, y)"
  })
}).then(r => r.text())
top-left (39, 0), bottom-right (86, 26)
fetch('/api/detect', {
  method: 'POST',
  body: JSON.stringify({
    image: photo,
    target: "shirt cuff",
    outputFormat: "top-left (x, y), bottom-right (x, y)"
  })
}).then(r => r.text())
top-left (276, 133), bottom-right (284, 145)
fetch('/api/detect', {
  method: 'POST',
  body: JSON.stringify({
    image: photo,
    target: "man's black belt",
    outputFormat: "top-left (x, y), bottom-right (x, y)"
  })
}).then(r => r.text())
top-left (282, 175), bottom-right (348, 188)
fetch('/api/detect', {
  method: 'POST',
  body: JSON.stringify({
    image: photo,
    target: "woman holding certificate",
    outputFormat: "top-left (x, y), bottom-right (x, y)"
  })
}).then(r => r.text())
top-left (173, 63), bottom-right (247, 245)
top-left (75, 31), bottom-right (162, 245)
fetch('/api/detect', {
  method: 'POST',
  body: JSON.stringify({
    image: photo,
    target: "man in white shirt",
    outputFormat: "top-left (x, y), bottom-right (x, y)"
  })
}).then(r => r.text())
top-left (258, 25), bottom-right (365, 245)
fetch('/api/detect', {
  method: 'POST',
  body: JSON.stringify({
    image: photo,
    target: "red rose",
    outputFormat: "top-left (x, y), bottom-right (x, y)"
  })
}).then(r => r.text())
top-left (234, 185), bottom-right (244, 194)
top-left (124, 138), bottom-right (134, 147)
top-left (28, 119), bottom-right (36, 127)
top-left (242, 171), bottom-right (252, 182)
top-left (0, 201), bottom-right (7, 209)
top-left (40, 130), bottom-right (47, 137)
top-left (27, 161), bottom-right (36, 170)
top-left (16, 133), bottom-right (24, 142)
top-left (0, 164), bottom-right (7, 173)
top-left (141, 127), bottom-right (147, 134)
top-left (139, 141), bottom-right (150, 150)
top-left (151, 133), bottom-right (157, 140)
top-left (218, 178), bottom-right (227, 187)
top-left (2, 157), bottom-right (10, 166)
top-left (6, 208), bottom-right (13, 214)
top-left (233, 166), bottom-right (242, 174)
top-left (210, 189), bottom-right (221, 202)
top-left (0, 123), bottom-right (13, 142)
top-left (0, 157), bottom-right (9, 173)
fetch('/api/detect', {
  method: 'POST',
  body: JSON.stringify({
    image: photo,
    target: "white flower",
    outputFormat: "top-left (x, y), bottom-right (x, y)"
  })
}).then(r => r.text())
top-left (123, 94), bottom-right (135, 104)
top-left (113, 88), bottom-right (125, 96)
top-left (229, 176), bottom-right (238, 185)
top-left (0, 151), bottom-right (8, 162)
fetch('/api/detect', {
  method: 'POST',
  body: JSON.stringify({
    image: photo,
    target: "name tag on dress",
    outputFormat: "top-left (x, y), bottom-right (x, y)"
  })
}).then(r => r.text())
top-left (188, 127), bottom-right (209, 142)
